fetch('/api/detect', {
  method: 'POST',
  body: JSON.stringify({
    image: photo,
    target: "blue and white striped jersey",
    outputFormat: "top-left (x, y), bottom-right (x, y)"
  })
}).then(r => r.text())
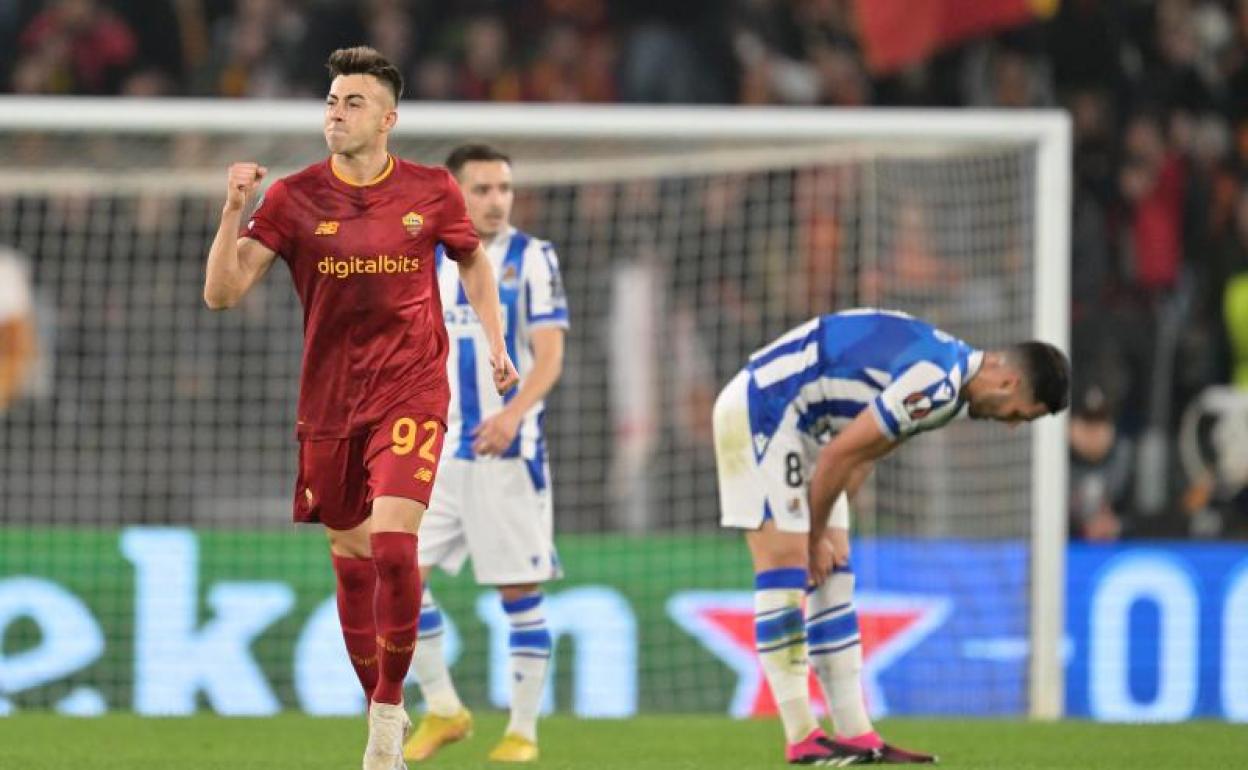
top-left (437, 227), bottom-right (569, 487)
top-left (746, 309), bottom-right (982, 455)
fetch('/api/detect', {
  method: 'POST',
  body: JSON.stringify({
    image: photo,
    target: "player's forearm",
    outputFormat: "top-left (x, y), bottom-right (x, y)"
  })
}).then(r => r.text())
top-left (459, 252), bottom-right (507, 354)
top-left (204, 207), bottom-right (247, 310)
top-left (808, 453), bottom-right (858, 542)
top-left (501, 337), bottom-right (563, 418)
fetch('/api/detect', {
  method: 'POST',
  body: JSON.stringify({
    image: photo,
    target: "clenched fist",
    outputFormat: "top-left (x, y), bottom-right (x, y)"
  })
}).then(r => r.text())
top-left (224, 162), bottom-right (268, 211)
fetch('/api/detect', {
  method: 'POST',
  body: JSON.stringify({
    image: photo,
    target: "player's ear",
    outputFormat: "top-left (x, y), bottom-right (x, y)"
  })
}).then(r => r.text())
top-left (381, 107), bottom-right (397, 132)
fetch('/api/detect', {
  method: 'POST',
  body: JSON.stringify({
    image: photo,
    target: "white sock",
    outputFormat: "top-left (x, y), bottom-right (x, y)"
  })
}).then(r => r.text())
top-left (411, 588), bottom-right (463, 717)
top-left (503, 592), bottom-right (551, 743)
top-left (807, 567), bottom-right (875, 739)
top-left (754, 568), bottom-right (819, 744)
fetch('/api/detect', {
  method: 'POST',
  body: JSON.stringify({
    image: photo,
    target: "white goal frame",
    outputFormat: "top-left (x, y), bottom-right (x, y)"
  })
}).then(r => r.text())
top-left (0, 98), bottom-right (1071, 718)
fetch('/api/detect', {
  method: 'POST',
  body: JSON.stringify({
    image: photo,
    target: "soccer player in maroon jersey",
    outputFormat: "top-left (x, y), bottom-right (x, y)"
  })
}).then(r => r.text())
top-left (203, 46), bottom-right (519, 770)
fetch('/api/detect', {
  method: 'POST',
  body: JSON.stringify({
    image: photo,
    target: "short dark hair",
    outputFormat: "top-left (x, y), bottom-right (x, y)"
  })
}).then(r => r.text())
top-left (445, 144), bottom-right (512, 176)
top-left (326, 46), bottom-right (403, 103)
top-left (1009, 341), bottom-right (1071, 415)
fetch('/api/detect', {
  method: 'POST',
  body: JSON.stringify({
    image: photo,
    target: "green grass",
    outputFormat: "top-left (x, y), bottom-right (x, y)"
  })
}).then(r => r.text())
top-left (0, 713), bottom-right (1240, 769)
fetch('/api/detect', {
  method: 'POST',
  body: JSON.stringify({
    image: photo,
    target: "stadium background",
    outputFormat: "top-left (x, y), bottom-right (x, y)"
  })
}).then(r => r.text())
top-left (0, 0), bottom-right (1246, 730)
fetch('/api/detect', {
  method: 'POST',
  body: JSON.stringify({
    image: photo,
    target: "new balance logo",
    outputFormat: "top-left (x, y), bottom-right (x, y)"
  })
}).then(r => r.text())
top-left (314, 220), bottom-right (339, 235)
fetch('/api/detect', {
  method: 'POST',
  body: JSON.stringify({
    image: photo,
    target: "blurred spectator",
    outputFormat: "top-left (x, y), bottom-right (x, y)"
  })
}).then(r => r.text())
top-left (1070, 385), bottom-right (1133, 541)
top-left (0, 247), bottom-right (37, 413)
top-left (1117, 110), bottom-right (1187, 294)
top-left (453, 14), bottom-right (523, 101)
top-left (962, 39), bottom-right (1055, 108)
top-left (619, 0), bottom-right (735, 103)
top-left (1220, 197), bottom-right (1248, 387)
top-left (14, 0), bottom-right (137, 94)
top-left (196, 0), bottom-right (306, 97)
top-left (525, 21), bottom-right (616, 101)
top-left (1227, 273), bottom-right (1248, 388)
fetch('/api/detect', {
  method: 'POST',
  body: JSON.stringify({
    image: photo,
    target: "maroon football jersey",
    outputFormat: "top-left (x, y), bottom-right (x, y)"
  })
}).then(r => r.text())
top-left (242, 155), bottom-right (480, 438)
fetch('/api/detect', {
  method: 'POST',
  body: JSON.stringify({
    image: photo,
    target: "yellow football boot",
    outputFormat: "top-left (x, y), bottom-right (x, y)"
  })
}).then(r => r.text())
top-left (402, 708), bottom-right (473, 762)
top-left (487, 733), bottom-right (539, 763)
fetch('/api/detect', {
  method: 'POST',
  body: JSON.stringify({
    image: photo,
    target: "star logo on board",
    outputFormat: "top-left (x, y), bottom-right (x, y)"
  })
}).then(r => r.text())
top-left (667, 590), bottom-right (950, 717)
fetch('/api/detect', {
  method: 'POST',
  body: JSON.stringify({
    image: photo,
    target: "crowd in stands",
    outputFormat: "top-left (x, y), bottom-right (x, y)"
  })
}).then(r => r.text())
top-left (4, 0), bottom-right (1248, 539)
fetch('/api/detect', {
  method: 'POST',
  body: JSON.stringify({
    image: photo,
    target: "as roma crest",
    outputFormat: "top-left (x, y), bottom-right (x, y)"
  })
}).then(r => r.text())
top-left (402, 211), bottom-right (424, 236)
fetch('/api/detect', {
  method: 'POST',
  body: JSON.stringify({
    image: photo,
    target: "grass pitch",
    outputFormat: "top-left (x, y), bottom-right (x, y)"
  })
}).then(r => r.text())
top-left (0, 712), bottom-right (1238, 769)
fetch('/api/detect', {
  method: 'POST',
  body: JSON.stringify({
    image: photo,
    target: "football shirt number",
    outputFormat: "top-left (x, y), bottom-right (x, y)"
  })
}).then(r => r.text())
top-left (392, 418), bottom-right (440, 461)
top-left (784, 452), bottom-right (803, 487)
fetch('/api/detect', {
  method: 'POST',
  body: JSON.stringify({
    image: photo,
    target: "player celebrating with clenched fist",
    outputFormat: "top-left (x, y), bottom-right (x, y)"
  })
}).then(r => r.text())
top-left (203, 45), bottom-right (518, 770)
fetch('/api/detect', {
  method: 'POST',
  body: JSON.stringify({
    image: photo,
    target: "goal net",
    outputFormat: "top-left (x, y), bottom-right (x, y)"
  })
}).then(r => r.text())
top-left (0, 101), bottom-right (1068, 719)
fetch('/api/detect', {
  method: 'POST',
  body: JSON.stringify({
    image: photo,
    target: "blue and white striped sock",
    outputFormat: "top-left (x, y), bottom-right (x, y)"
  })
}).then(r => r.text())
top-left (504, 592), bottom-right (552, 743)
top-left (807, 565), bottom-right (874, 739)
top-left (411, 587), bottom-right (463, 717)
top-left (755, 567), bottom-right (818, 743)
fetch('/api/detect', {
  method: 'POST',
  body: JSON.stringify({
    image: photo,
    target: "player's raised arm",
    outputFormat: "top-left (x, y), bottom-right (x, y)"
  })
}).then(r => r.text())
top-left (456, 245), bottom-right (520, 394)
top-left (203, 162), bottom-right (277, 310)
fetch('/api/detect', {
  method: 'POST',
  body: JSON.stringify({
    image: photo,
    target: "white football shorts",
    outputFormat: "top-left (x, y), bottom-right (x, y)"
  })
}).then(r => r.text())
top-left (713, 370), bottom-right (849, 533)
top-left (419, 456), bottom-right (562, 585)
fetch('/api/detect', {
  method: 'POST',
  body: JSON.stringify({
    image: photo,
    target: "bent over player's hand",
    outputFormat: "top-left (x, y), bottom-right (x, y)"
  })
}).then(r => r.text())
top-left (827, 527), bottom-right (851, 567)
top-left (809, 535), bottom-right (835, 586)
top-left (490, 347), bottom-right (520, 395)
top-left (225, 162), bottom-right (268, 211)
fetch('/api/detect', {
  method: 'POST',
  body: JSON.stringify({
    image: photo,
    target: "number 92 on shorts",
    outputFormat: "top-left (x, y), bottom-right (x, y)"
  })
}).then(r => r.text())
top-left (293, 405), bottom-right (447, 531)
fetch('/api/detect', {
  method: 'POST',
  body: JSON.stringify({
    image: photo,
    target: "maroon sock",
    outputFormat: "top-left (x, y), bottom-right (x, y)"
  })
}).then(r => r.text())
top-left (370, 532), bottom-right (421, 705)
top-left (331, 554), bottom-right (379, 702)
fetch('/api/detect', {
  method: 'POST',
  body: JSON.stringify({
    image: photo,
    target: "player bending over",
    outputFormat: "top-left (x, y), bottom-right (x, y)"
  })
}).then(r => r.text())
top-left (203, 47), bottom-right (518, 770)
top-left (713, 309), bottom-right (1069, 765)
top-left (403, 145), bottom-right (569, 764)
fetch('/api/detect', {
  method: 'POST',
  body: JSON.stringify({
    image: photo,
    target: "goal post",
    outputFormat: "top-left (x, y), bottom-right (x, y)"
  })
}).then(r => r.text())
top-left (0, 99), bottom-right (1069, 719)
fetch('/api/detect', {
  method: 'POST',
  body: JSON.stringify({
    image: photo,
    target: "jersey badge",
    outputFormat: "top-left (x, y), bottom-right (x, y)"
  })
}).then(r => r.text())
top-left (314, 220), bottom-right (339, 236)
top-left (402, 211), bottom-right (424, 236)
top-left (903, 392), bottom-right (933, 419)
top-left (500, 263), bottom-right (520, 289)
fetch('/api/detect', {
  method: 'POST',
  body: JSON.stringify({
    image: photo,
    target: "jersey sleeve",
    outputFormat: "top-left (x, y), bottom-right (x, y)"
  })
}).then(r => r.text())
top-left (239, 179), bottom-right (292, 258)
top-left (436, 168), bottom-right (480, 260)
top-left (523, 240), bottom-right (570, 328)
top-left (870, 361), bottom-right (961, 441)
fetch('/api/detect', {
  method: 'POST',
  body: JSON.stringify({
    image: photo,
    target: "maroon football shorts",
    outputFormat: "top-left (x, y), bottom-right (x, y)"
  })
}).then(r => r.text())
top-left (293, 402), bottom-right (447, 531)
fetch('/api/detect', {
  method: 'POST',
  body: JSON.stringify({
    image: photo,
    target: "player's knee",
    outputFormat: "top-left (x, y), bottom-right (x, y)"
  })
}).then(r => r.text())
top-left (327, 527), bottom-right (371, 560)
top-left (371, 538), bottom-right (416, 581)
top-left (334, 561), bottom-right (374, 594)
top-left (499, 584), bottom-right (540, 604)
top-left (746, 527), bottom-right (807, 571)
